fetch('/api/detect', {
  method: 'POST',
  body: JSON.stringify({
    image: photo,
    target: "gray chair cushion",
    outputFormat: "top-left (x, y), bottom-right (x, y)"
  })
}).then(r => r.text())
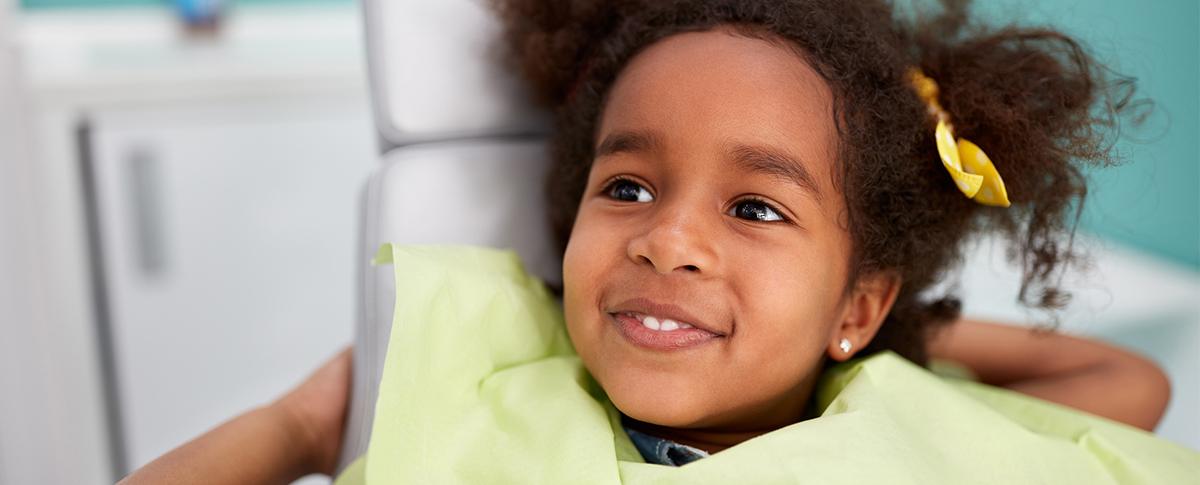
top-left (337, 139), bottom-right (560, 471)
top-left (363, 0), bottom-right (550, 146)
top-left (341, 0), bottom-right (559, 471)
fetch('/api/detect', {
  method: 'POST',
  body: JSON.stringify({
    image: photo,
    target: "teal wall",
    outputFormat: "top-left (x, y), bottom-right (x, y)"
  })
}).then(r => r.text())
top-left (976, 0), bottom-right (1199, 269)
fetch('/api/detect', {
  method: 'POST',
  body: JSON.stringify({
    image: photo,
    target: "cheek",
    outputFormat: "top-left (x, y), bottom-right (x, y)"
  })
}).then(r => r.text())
top-left (561, 209), bottom-right (619, 353)
top-left (726, 234), bottom-right (851, 377)
top-left (755, 243), bottom-right (847, 323)
top-left (562, 210), bottom-right (612, 306)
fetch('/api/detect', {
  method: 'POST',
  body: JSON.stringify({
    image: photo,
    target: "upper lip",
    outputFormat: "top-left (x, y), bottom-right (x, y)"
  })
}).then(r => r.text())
top-left (607, 297), bottom-right (728, 336)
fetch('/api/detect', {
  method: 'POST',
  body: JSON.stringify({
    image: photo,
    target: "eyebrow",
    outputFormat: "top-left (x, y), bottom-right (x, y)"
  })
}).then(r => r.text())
top-left (595, 129), bottom-right (821, 201)
top-left (729, 143), bottom-right (822, 201)
top-left (594, 129), bottom-right (663, 159)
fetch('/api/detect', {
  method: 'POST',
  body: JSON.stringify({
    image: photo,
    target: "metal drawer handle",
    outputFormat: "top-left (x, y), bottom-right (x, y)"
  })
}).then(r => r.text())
top-left (126, 146), bottom-right (168, 278)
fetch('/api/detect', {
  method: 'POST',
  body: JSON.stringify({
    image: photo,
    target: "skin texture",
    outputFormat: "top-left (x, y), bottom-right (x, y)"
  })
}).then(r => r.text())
top-left (562, 29), bottom-right (900, 453)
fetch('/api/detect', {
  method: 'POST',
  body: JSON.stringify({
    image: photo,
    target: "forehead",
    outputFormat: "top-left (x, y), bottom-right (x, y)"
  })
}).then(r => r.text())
top-left (597, 28), bottom-right (838, 186)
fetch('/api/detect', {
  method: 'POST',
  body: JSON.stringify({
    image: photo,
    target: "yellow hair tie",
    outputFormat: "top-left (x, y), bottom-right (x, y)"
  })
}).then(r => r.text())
top-left (908, 69), bottom-right (1010, 207)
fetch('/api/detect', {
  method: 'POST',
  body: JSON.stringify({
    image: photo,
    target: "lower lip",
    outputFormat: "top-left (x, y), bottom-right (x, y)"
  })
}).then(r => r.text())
top-left (609, 313), bottom-right (722, 350)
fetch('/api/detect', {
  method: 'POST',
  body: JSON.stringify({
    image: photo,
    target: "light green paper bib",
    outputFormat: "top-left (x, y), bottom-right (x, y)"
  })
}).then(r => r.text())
top-left (336, 244), bottom-right (1199, 484)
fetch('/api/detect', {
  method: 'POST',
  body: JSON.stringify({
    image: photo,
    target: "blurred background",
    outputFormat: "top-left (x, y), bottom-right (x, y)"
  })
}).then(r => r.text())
top-left (0, 0), bottom-right (1195, 484)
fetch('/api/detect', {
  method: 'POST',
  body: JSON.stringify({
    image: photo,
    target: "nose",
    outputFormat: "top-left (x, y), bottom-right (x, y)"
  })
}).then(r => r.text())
top-left (626, 202), bottom-right (718, 276)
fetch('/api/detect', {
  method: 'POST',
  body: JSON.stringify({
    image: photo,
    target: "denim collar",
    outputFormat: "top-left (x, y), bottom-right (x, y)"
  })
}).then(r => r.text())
top-left (623, 426), bottom-right (710, 467)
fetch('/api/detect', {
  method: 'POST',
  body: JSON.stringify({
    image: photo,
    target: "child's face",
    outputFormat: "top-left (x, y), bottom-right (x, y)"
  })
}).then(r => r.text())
top-left (563, 29), bottom-right (880, 435)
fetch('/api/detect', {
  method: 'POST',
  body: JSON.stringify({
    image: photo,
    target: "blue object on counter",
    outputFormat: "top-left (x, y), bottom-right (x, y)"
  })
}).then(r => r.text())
top-left (175, 0), bottom-right (223, 27)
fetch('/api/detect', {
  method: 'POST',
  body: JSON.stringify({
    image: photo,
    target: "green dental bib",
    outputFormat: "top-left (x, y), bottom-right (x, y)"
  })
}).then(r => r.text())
top-left (335, 244), bottom-right (1199, 484)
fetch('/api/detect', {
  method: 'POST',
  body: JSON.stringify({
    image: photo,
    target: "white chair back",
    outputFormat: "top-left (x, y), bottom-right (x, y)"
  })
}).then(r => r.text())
top-left (338, 0), bottom-right (559, 470)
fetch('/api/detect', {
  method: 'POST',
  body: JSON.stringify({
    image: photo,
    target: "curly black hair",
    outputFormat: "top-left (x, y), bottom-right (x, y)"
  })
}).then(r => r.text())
top-left (491, 0), bottom-right (1138, 364)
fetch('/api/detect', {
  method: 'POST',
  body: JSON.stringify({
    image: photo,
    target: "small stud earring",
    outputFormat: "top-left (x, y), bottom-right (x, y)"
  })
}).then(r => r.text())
top-left (838, 338), bottom-right (852, 354)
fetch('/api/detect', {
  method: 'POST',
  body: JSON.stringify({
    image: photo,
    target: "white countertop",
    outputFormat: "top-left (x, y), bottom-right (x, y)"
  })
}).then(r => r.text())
top-left (14, 3), bottom-right (368, 103)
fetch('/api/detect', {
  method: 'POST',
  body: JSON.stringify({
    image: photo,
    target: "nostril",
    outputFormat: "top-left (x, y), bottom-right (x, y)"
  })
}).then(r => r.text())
top-left (682, 265), bottom-right (699, 272)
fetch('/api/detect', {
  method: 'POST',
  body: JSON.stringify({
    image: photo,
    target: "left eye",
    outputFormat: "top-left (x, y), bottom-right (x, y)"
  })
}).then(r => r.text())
top-left (730, 199), bottom-right (785, 222)
top-left (606, 179), bottom-right (655, 203)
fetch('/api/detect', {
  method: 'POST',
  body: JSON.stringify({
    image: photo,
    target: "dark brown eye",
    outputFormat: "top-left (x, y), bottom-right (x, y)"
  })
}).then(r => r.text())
top-left (730, 199), bottom-right (784, 222)
top-left (606, 179), bottom-right (654, 202)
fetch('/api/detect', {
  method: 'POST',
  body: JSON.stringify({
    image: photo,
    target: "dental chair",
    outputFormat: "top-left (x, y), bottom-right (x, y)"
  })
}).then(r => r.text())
top-left (335, 0), bottom-right (560, 472)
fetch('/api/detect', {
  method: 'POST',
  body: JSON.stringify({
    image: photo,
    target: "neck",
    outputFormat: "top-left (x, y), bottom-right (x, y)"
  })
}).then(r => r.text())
top-left (623, 418), bottom-right (767, 453)
top-left (622, 375), bottom-right (820, 454)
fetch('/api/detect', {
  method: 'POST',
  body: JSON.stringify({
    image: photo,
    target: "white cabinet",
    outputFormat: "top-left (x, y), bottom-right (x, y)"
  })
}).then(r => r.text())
top-left (86, 99), bottom-right (375, 475)
top-left (10, 6), bottom-right (375, 481)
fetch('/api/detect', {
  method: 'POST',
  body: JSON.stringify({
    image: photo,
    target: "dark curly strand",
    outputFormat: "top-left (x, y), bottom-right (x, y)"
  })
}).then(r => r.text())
top-left (491, 0), bottom-right (1136, 364)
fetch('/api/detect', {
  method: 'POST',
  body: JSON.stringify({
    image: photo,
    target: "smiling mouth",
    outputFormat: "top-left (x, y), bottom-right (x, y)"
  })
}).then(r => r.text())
top-left (607, 311), bottom-right (725, 351)
top-left (618, 311), bottom-right (697, 331)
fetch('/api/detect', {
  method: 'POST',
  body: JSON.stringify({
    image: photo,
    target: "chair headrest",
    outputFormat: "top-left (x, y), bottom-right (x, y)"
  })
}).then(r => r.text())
top-left (363, 0), bottom-right (552, 146)
top-left (366, 139), bottom-right (562, 286)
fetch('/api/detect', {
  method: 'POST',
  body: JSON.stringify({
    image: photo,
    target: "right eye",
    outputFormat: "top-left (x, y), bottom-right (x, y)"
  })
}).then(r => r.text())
top-left (604, 178), bottom-right (654, 203)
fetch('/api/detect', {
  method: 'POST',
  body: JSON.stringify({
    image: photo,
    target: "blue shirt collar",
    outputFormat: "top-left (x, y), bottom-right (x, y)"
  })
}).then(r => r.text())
top-left (623, 426), bottom-right (711, 467)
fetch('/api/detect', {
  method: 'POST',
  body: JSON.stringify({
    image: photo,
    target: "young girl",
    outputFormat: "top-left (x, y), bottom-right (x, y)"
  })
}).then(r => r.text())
top-left (123, 0), bottom-right (1180, 482)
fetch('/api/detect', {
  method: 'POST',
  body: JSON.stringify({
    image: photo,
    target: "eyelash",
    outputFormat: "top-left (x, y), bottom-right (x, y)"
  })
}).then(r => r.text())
top-left (602, 176), bottom-right (654, 203)
top-left (732, 196), bottom-right (790, 224)
top-left (599, 176), bottom-right (791, 224)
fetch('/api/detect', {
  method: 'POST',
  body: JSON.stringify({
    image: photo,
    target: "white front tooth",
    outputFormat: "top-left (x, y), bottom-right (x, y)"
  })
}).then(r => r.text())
top-left (643, 316), bottom-right (661, 330)
top-left (660, 319), bottom-right (680, 331)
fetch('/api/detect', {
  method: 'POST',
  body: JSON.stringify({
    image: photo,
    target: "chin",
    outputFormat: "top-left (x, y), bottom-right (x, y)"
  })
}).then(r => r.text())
top-left (619, 404), bottom-right (710, 428)
top-left (602, 372), bottom-right (715, 428)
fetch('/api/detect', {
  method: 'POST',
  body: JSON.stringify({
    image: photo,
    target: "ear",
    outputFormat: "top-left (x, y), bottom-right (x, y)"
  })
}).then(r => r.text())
top-left (827, 270), bottom-right (901, 362)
